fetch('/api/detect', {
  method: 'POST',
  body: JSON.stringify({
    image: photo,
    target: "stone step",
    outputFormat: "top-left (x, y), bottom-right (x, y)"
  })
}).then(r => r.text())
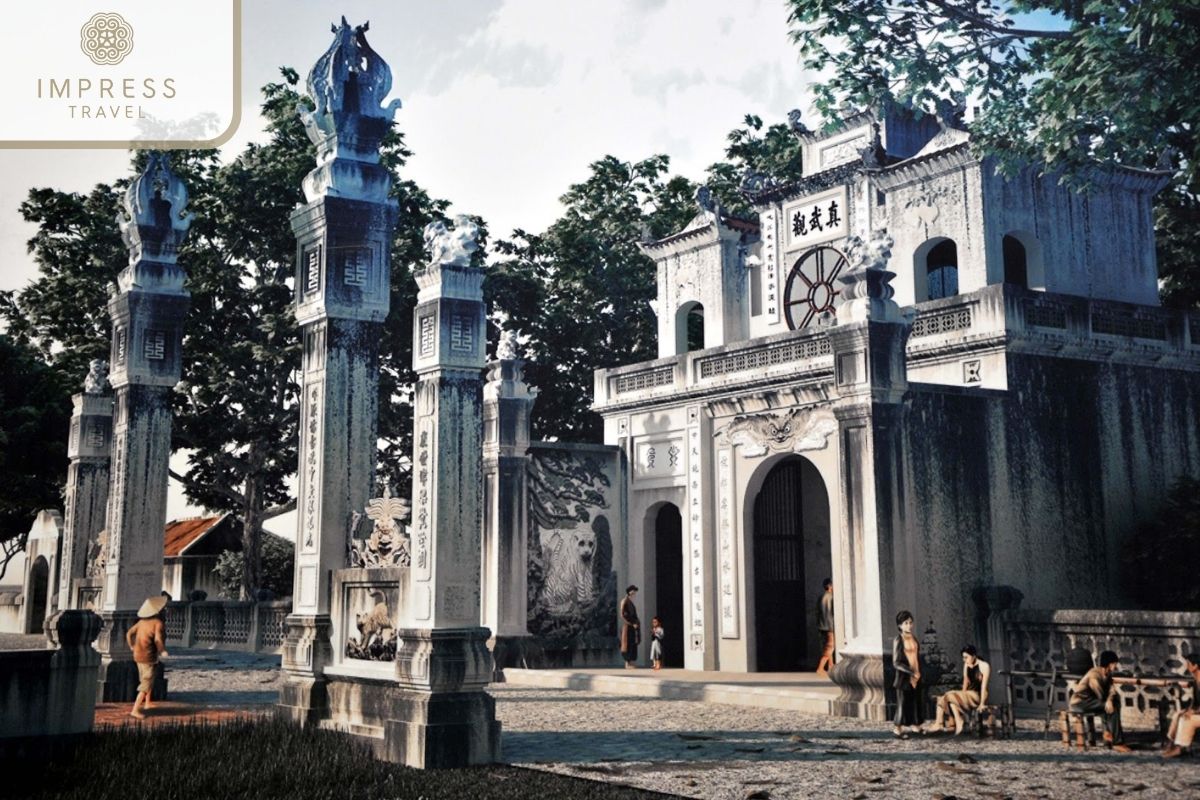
top-left (317, 718), bottom-right (385, 740)
top-left (500, 668), bottom-right (839, 715)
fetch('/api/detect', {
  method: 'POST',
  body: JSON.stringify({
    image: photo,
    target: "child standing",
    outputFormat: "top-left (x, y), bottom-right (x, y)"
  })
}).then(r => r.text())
top-left (125, 595), bottom-right (169, 719)
top-left (650, 616), bottom-right (665, 670)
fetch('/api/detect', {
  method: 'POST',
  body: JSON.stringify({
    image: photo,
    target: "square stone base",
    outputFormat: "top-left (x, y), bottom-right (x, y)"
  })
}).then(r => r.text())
top-left (828, 653), bottom-right (889, 721)
top-left (96, 657), bottom-right (167, 703)
top-left (323, 671), bottom-right (500, 768)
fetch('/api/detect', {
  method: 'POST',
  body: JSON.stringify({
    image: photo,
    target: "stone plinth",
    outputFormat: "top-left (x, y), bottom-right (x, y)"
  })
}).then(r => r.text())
top-left (1, 610), bottom-right (102, 741)
top-left (58, 381), bottom-right (112, 612)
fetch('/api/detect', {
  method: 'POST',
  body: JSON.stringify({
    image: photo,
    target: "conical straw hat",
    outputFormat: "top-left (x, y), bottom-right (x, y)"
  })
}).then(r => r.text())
top-left (137, 595), bottom-right (169, 619)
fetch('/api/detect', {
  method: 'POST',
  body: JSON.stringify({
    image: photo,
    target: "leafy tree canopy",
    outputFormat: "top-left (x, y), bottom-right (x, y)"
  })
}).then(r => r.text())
top-left (785, 0), bottom-right (1200, 308)
top-left (0, 335), bottom-right (71, 578)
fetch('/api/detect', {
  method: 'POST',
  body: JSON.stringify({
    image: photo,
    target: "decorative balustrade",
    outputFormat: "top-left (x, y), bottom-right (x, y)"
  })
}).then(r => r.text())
top-left (909, 305), bottom-right (974, 339)
top-left (1000, 609), bottom-right (1199, 729)
top-left (695, 334), bottom-right (830, 380)
top-left (163, 599), bottom-right (291, 654)
top-left (610, 365), bottom-right (675, 396)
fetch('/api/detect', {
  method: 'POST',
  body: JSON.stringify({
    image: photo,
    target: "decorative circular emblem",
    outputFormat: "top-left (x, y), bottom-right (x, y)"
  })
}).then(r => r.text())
top-left (80, 12), bottom-right (134, 66)
top-left (783, 245), bottom-right (848, 330)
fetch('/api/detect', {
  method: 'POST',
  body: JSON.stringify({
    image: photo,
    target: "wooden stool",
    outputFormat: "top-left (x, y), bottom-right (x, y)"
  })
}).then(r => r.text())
top-left (1059, 710), bottom-right (1098, 747)
top-left (975, 704), bottom-right (1013, 739)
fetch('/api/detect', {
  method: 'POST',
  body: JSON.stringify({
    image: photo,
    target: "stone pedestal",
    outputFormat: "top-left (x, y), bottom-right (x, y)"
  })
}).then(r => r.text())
top-left (94, 154), bottom-right (192, 702)
top-left (58, 370), bottom-right (113, 612)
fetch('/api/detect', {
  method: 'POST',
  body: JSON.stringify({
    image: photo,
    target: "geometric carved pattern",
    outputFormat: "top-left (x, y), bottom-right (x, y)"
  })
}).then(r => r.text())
top-left (910, 306), bottom-right (974, 339)
top-left (449, 315), bottom-right (474, 353)
top-left (340, 248), bottom-right (369, 287)
top-left (143, 329), bottom-right (166, 360)
top-left (304, 246), bottom-right (322, 295)
top-left (611, 366), bottom-right (674, 395)
top-left (419, 314), bottom-right (435, 356)
top-left (697, 335), bottom-right (831, 379)
top-left (1091, 311), bottom-right (1167, 341)
top-left (1023, 301), bottom-right (1068, 330)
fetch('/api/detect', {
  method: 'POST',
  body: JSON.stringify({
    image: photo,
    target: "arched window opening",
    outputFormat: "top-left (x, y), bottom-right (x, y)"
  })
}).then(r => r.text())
top-left (685, 304), bottom-right (705, 352)
top-left (1003, 235), bottom-right (1028, 287)
top-left (926, 239), bottom-right (959, 300)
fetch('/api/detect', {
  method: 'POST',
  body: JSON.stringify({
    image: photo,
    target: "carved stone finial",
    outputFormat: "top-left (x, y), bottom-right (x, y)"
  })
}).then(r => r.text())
top-left (496, 315), bottom-right (520, 361)
top-left (83, 359), bottom-right (110, 395)
top-left (837, 229), bottom-right (902, 324)
top-left (118, 152), bottom-right (193, 267)
top-left (695, 185), bottom-right (716, 213)
top-left (739, 169), bottom-right (778, 199)
top-left (301, 18), bottom-right (402, 154)
top-left (859, 124), bottom-right (887, 169)
top-left (349, 484), bottom-right (411, 569)
top-left (422, 215), bottom-right (480, 267)
top-left (934, 94), bottom-right (967, 131)
top-left (1156, 146), bottom-right (1177, 172)
top-left (787, 108), bottom-right (809, 136)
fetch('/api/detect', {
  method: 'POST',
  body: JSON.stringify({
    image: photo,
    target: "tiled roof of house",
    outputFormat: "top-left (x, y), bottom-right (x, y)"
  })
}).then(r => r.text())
top-left (163, 515), bottom-right (226, 557)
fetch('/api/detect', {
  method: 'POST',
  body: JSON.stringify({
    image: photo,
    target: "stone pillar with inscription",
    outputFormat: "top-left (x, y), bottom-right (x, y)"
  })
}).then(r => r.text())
top-left (94, 153), bottom-right (192, 702)
top-left (278, 18), bottom-right (400, 725)
top-left (57, 360), bottom-right (113, 612)
top-left (826, 230), bottom-right (912, 719)
top-left (482, 322), bottom-right (537, 671)
top-left (388, 215), bottom-right (500, 767)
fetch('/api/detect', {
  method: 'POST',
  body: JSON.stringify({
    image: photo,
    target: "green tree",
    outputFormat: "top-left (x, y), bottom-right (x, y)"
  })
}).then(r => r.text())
top-left (0, 335), bottom-right (71, 578)
top-left (1121, 476), bottom-right (1200, 610)
top-left (785, 0), bottom-right (1200, 308)
top-left (212, 531), bottom-right (295, 601)
top-left (705, 113), bottom-right (805, 217)
top-left (487, 155), bottom-right (696, 441)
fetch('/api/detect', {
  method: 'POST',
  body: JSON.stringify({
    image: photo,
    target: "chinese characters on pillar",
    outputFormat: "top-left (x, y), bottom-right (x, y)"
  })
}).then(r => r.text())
top-left (301, 383), bottom-right (322, 552)
top-left (717, 448), bottom-right (738, 639)
top-left (686, 411), bottom-right (704, 636)
top-left (784, 186), bottom-right (848, 250)
top-left (761, 209), bottom-right (778, 321)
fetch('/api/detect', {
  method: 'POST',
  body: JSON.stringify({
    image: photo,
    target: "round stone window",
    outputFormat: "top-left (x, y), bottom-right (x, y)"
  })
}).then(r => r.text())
top-left (783, 246), bottom-right (848, 330)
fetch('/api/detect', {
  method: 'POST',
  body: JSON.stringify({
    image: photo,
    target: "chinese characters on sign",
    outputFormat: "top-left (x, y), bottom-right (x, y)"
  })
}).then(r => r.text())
top-left (761, 209), bottom-right (779, 321)
top-left (784, 186), bottom-right (849, 251)
top-left (686, 413), bottom-right (705, 636)
top-left (717, 448), bottom-right (739, 639)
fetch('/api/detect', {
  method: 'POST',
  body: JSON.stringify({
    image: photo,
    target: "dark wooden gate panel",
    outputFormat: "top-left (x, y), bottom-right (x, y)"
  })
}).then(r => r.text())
top-left (655, 505), bottom-right (685, 667)
top-left (753, 460), bottom-right (806, 671)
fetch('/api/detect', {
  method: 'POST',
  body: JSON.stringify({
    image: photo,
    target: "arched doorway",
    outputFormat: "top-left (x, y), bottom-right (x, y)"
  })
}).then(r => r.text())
top-left (751, 456), bottom-right (831, 671)
top-left (25, 556), bottom-right (49, 634)
top-left (653, 504), bottom-right (684, 667)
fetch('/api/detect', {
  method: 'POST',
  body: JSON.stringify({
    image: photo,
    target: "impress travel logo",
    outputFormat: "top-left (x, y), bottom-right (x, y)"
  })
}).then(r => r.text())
top-left (80, 12), bottom-right (135, 65)
top-left (0, 1), bottom-right (240, 148)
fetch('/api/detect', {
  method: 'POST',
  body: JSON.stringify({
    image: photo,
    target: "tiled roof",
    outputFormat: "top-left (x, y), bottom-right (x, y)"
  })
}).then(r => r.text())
top-left (163, 516), bottom-right (225, 557)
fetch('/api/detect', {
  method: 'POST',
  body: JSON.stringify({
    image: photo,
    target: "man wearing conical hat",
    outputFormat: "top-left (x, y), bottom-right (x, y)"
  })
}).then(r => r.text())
top-left (124, 595), bottom-right (169, 719)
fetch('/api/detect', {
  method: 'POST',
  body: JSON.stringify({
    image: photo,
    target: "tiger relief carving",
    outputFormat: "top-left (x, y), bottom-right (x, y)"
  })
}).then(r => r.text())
top-left (541, 526), bottom-right (596, 610)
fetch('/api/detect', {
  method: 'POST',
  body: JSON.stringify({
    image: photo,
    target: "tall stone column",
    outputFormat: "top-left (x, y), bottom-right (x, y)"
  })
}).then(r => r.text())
top-left (57, 360), bottom-right (113, 611)
top-left (390, 216), bottom-right (500, 767)
top-left (826, 231), bottom-right (912, 720)
top-left (279, 18), bottom-right (399, 724)
top-left (95, 154), bottom-right (192, 701)
top-left (482, 323), bottom-right (537, 671)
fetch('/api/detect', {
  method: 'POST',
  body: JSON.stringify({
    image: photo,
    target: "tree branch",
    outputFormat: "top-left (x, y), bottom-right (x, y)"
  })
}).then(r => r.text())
top-left (925, 0), bottom-right (1072, 41)
top-left (168, 468), bottom-right (245, 508)
top-left (262, 498), bottom-right (297, 520)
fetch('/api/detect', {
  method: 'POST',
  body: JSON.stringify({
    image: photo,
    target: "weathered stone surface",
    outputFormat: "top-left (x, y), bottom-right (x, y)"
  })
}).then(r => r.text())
top-left (1, 609), bottom-right (101, 739)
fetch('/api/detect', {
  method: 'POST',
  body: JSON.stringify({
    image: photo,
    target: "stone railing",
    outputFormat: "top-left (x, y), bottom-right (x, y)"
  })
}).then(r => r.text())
top-left (164, 600), bottom-right (292, 654)
top-left (596, 328), bottom-right (834, 408)
top-left (0, 610), bottom-right (102, 739)
top-left (999, 609), bottom-right (1199, 729)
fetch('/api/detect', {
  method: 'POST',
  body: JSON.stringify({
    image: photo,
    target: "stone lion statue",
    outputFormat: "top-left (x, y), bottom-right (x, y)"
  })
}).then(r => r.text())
top-left (422, 215), bottom-right (480, 266)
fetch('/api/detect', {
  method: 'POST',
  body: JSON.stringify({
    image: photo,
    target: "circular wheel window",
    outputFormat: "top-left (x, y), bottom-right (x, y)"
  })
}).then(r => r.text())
top-left (783, 246), bottom-right (848, 330)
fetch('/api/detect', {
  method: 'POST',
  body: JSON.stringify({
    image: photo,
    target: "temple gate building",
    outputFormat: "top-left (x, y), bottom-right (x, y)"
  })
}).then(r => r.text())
top-left (551, 107), bottom-right (1200, 716)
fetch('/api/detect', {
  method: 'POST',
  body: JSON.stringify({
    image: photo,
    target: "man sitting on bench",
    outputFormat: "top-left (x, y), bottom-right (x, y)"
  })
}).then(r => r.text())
top-left (924, 644), bottom-right (990, 735)
top-left (1163, 652), bottom-right (1200, 759)
top-left (1069, 649), bottom-right (1131, 752)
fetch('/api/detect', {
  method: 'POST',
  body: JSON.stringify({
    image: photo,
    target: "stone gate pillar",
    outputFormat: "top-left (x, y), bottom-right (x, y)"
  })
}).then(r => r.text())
top-left (826, 230), bottom-right (912, 720)
top-left (279, 18), bottom-right (400, 724)
top-left (482, 322), bottom-right (537, 670)
top-left (58, 361), bottom-right (113, 612)
top-left (390, 215), bottom-right (500, 767)
top-left (95, 154), bottom-right (192, 702)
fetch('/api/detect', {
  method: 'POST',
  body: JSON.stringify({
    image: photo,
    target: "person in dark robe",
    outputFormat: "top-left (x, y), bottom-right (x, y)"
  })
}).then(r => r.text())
top-left (892, 609), bottom-right (922, 738)
top-left (619, 585), bottom-right (640, 668)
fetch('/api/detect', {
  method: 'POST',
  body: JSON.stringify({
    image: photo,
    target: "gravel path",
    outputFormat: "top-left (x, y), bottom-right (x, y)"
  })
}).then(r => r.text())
top-left (133, 651), bottom-right (1200, 799)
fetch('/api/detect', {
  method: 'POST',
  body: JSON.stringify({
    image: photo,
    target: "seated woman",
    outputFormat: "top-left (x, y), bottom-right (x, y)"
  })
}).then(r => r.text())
top-left (925, 645), bottom-right (990, 735)
top-left (1164, 652), bottom-right (1200, 759)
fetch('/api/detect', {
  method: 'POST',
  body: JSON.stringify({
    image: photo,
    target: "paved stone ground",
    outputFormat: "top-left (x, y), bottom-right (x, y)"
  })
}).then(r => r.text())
top-left (52, 649), bottom-right (1200, 798)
